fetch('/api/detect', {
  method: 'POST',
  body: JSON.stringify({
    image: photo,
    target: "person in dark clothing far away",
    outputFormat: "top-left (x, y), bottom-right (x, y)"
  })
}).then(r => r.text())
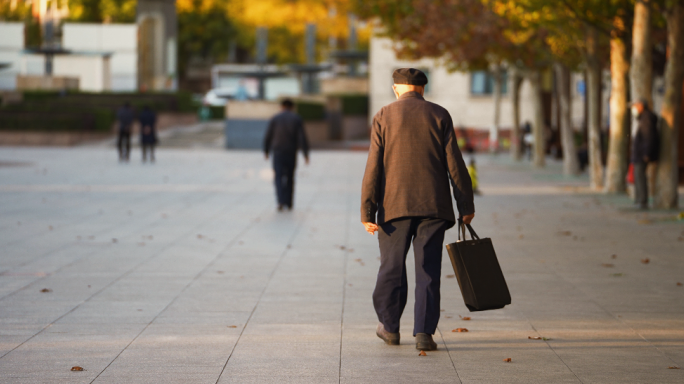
top-left (263, 99), bottom-right (310, 211)
top-left (138, 106), bottom-right (158, 163)
top-left (361, 68), bottom-right (475, 351)
top-left (116, 102), bottom-right (134, 162)
top-left (631, 99), bottom-right (659, 209)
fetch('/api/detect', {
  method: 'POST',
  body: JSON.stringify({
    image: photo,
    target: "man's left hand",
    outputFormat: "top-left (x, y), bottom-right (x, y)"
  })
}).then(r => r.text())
top-left (362, 222), bottom-right (378, 235)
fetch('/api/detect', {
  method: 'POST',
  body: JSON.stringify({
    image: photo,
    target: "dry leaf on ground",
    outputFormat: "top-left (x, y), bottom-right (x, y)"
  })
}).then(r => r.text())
top-left (445, 316), bottom-right (452, 319)
top-left (677, 282), bottom-right (682, 286)
top-left (40, 288), bottom-right (51, 293)
top-left (112, 238), bottom-right (117, 243)
top-left (611, 273), bottom-right (624, 277)
top-left (641, 258), bottom-right (650, 264)
top-left (528, 336), bottom-right (542, 340)
top-left (339, 245), bottom-right (346, 250)
top-left (459, 316), bottom-right (471, 320)
top-left (227, 325), bottom-right (237, 328)
top-left (418, 350), bottom-right (427, 356)
top-left (611, 254), bottom-right (617, 259)
top-left (446, 274), bottom-right (455, 278)
top-left (71, 366), bottom-right (84, 371)
top-left (668, 366), bottom-right (680, 369)
top-left (503, 358), bottom-right (512, 362)
top-left (197, 234), bottom-right (204, 239)
top-left (601, 263), bottom-right (615, 268)
top-left (557, 231), bottom-right (572, 236)
top-left (452, 328), bottom-right (468, 332)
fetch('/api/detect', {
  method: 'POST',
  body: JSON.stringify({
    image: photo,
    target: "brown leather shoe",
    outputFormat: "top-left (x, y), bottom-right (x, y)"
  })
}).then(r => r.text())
top-left (415, 333), bottom-right (437, 351)
top-left (376, 323), bottom-right (400, 345)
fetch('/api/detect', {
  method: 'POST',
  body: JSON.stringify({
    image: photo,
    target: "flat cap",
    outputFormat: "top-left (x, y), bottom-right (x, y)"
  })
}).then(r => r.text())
top-left (392, 68), bottom-right (428, 86)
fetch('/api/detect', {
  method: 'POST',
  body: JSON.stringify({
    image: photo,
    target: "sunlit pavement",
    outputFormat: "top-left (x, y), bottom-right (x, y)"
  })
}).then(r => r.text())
top-left (0, 146), bottom-right (683, 383)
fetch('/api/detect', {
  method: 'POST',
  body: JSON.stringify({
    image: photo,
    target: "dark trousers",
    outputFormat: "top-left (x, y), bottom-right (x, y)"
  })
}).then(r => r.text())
top-left (272, 152), bottom-right (296, 207)
top-left (374, 217), bottom-right (449, 336)
top-left (142, 143), bottom-right (155, 162)
top-left (634, 161), bottom-right (648, 207)
top-left (117, 131), bottom-right (130, 160)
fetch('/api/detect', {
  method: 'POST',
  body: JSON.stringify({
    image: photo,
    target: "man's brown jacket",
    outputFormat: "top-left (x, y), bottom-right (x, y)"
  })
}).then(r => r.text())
top-left (361, 92), bottom-right (474, 227)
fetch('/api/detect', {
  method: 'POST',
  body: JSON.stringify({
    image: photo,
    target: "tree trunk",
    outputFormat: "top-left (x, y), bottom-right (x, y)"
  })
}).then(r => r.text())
top-left (510, 69), bottom-right (524, 161)
top-left (554, 62), bottom-right (579, 175)
top-left (529, 70), bottom-right (546, 167)
top-left (586, 26), bottom-right (604, 189)
top-left (654, 2), bottom-right (684, 209)
top-left (490, 65), bottom-right (502, 153)
top-left (630, 0), bottom-right (653, 108)
top-left (605, 23), bottom-right (631, 193)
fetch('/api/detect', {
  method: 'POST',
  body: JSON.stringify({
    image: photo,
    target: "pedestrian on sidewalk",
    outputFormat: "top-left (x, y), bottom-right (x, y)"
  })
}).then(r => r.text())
top-left (116, 102), bottom-right (134, 162)
top-left (630, 99), bottom-right (659, 209)
top-left (264, 99), bottom-right (310, 211)
top-left (361, 68), bottom-right (475, 351)
top-left (139, 105), bottom-right (157, 163)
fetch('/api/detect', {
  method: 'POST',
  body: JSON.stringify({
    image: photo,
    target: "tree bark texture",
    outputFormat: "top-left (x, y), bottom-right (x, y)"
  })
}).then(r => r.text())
top-left (630, 0), bottom-right (653, 109)
top-left (554, 62), bottom-right (579, 176)
top-left (605, 28), bottom-right (631, 193)
top-left (529, 70), bottom-right (546, 167)
top-left (490, 66), bottom-right (502, 153)
top-left (586, 27), bottom-right (604, 189)
top-left (655, 2), bottom-right (684, 209)
top-left (510, 70), bottom-right (524, 161)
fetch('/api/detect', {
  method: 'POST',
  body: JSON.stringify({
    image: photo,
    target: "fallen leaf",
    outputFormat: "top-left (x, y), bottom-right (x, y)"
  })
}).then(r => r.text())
top-left (503, 358), bottom-right (512, 362)
top-left (137, 309), bottom-right (143, 312)
top-left (446, 274), bottom-right (455, 279)
top-left (40, 288), bottom-right (52, 293)
top-left (677, 282), bottom-right (682, 286)
top-left (348, 283), bottom-right (353, 287)
top-left (641, 258), bottom-right (650, 264)
top-left (339, 245), bottom-right (346, 250)
top-left (459, 316), bottom-right (471, 320)
top-left (518, 234), bottom-right (524, 239)
top-left (197, 234), bottom-right (204, 239)
top-left (418, 350), bottom-right (427, 356)
top-left (87, 285), bottom-right (91, 288)
top-left (286, 245), bottom-right (292, 249)
top-left (445, 316), bottom-right (452, 319)
top-left (601, 263), bottom-right (615, 268)
top-left (71, 366), bottom-right (84, 371)
top-left (611, 273), bottom-right (624, 277)
top-left (227, 325), bottom-right (237, 328)
top-left (217, 271), bottom-right (224, 274)
top-left (348, 248), bottom-right (355, 252)
top-left (557, 231), bottom-right (572, 236)
top-left (452, 328), bottom-right (468, 332)
top-left (48, 225), bottom-right (53, 230)
top-left (529, 336), bottom-right (542, 340)
top-left (668, 366), bottom-right (680, 369)
top-left (112, 238), bottom-right (118, 243)
top-left (611, 254), bottom-right (617, 259)
top-left (638, 219), bottom-right (652, 225)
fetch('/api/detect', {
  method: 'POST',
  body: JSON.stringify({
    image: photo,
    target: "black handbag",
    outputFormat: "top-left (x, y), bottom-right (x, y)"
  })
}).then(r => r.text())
top-left (445, 220), bottom-right (511, 312)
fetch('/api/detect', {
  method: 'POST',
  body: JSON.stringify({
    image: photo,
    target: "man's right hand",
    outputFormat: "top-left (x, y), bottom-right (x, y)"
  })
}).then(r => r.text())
top-left (461, 213), bottom-right (475, 225)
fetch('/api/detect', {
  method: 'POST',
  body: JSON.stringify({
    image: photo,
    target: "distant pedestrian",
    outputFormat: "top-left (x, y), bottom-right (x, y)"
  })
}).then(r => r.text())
top-left (631, 99), bottom-right (659, 209)
top-left (264, 99), bottom-right (310, 211)
top-left (116, 102), bottom-right (134, 162)
top-left (139, 105), bottom-right (157, 163)
top-left (361, 68), bottom-right (474, 351)
top-left (468, 158), bottom-right (480, 195)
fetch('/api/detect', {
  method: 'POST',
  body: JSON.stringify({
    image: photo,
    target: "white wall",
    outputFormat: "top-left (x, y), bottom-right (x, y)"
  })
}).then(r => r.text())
top-left (370, 36), bottom-right (590, 131)
top-left (62, 23), bottom-right (137, 91)
top-left (53, 55), bottom-right (110, 92)
top-left (0, 22), bottom-right (24, 90)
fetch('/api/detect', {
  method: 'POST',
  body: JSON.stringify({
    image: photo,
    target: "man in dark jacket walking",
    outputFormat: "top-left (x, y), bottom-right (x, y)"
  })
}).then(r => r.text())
top-left (361, 68), bottom-right (475, 351)
top-left (631, 99), bottom-right (659, 209)
top-left (264, 99), bottom-right (309, 211)
top-left (116, 102), bottom-right (134, 162)
top-left (138, 106), bottom-right (157, 163)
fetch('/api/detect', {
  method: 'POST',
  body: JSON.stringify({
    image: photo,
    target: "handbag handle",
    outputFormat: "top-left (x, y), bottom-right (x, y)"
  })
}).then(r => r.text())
top-left (457, 218), bottom-right (480, 241)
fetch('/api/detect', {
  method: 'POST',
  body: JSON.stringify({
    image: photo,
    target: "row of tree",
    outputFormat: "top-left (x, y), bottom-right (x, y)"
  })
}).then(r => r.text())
top-left (356, 0), bottom-right (684, 209)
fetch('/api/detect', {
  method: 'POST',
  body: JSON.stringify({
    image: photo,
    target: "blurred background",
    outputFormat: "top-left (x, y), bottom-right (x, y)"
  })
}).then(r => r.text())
top-left (0, 0), bottom-right (683, 206)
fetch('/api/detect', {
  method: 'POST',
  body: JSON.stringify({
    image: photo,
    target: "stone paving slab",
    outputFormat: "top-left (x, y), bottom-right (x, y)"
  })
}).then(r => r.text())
top-left (0, 147), bottom-right (683, 383)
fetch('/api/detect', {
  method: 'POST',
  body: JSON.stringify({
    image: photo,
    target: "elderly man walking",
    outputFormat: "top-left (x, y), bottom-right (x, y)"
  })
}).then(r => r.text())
top-left (361, 68), bottom-right (475, 351)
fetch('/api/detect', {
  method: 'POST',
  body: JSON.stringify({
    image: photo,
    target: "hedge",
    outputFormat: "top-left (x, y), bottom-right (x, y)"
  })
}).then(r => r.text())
top-left (296, 102), bottom-right (325, 121)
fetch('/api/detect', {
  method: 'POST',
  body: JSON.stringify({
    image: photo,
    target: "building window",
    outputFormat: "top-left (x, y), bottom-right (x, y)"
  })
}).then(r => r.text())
top-left (470, 70), bottom-right (508, 95)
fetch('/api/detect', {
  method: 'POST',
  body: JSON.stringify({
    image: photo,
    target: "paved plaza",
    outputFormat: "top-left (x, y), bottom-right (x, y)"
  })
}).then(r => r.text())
top-left (0, 146), bottom-right (683, 383)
